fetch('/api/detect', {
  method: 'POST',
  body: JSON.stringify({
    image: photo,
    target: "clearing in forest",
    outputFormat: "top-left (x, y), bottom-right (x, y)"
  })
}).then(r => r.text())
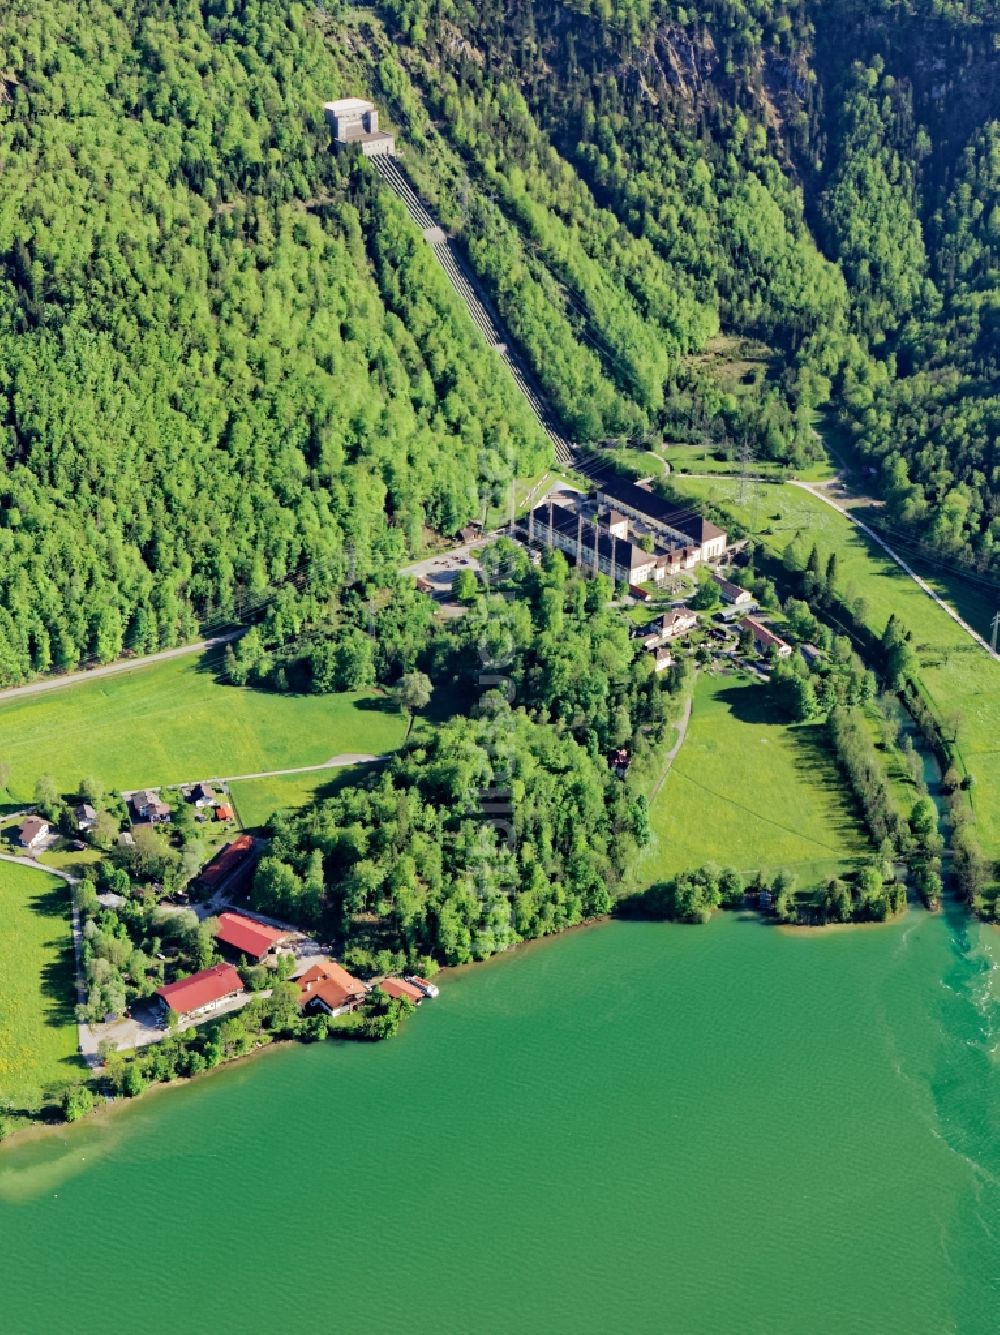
top-left (672, 476), bottom-right (1000, 860)
top-left (0, 862), bottom-right (80, 1104)
top-left (0, 651), bottom-right (407, 801)
top-left (635, 673), bottom-right (871, 887)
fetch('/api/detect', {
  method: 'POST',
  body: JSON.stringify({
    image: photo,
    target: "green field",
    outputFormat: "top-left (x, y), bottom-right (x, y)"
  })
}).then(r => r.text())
top-left (673, 476), bottom-right (1000, 859)
top-left (0, 862), bottom-right (80, 1104)
top-left (0, 652), bottom-right (407, 800)
top-left (229, 767), bottom-right (366, 830)
top-left (635, 673), bottom-right (871, 888)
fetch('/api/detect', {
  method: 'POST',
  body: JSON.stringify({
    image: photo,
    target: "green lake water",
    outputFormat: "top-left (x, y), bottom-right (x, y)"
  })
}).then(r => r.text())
top-left (1, 909), bottom-right (996, 1334)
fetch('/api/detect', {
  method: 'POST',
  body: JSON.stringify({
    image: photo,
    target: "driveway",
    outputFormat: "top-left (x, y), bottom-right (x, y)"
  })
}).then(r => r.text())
top-left (88, 990), bottom-right (261, 1054)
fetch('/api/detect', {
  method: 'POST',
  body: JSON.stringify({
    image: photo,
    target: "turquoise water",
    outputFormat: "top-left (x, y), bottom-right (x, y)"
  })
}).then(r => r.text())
top-left (1, 909), bottom-right (996, 1333)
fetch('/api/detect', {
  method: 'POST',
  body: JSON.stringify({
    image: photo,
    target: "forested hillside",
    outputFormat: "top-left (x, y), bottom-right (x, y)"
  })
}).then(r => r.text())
top-left (379, 0), bottom-right (998, 572)
top-left (0, 0), bottom-right (995, 684)
top-left (0, 1), bottom-right (546, 684)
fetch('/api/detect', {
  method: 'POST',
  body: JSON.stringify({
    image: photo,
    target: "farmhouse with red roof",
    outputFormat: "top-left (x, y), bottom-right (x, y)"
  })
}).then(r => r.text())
top-left (195, 834), bottom-right (256, 892)
top-left (214, 912), bottom-right (288, 963)
top-left (298, 961), bottom-right (368, 1016)
top-left (156, 963), bottom-right (244, 1025)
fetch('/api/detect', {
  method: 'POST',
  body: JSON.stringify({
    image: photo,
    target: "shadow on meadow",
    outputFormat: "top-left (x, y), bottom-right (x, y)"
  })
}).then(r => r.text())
top-left (711, 682), bottom-right (783, 727)
top-left (29, 885), bottom-right (78, 1038)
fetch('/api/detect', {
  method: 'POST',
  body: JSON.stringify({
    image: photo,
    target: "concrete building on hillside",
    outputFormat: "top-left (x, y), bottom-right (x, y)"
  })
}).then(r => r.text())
top-left (323, 98), bottom-right (395, 157)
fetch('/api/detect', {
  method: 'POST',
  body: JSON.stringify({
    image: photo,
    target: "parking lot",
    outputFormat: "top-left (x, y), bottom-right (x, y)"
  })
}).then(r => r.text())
top-left (402, 538), bottom-right (490, 600)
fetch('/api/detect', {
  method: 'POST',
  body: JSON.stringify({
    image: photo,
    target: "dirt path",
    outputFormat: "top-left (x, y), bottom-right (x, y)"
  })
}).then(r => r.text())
top-left (0, 630), bottom-right (243, 705)
top-left (121, 753), bottom-right (384, 806)
top-left (650, 687), bottom-right (695, 801)
top-left (220, 751), bottom-right (381, 784)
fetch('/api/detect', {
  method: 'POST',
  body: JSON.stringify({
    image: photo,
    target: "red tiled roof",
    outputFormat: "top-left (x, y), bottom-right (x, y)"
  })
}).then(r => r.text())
top-left (214, 912), bottom-right (287, 961)
top-left (197, 835), bottom-right (255, 888)
top-left (742, 616), bottom-right (790, 650)
top-left (379, 977), bottom-right (425, 1004)
top-left (215, 804), bottom-right (235, 821)
top-left (298, 961), bottom-right (367, 1012)
top-left (157, 963), bottom-right (243, 1015)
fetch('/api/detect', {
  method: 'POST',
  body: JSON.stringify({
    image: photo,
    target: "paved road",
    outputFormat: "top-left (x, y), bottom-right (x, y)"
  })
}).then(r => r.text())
top-left (0, 630), bottom-right (243, 705)
top-left (790, 480), bottom-right (1000, 662)
top-left (683, 471), bottom-right (998, 663)
top-left (121, 753), bottom-right (383, 808)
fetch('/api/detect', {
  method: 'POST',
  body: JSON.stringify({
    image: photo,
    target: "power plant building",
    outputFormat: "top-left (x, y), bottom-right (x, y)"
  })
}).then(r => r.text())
top-left (592, 475), bottom-right (727, 562)
top-left (323, 98), bottom-right (395, 157)
top-left (528, 502), bottom-right (668, 586)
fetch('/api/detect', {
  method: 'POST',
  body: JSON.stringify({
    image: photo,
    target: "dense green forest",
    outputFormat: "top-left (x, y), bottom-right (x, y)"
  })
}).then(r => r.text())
top-left (251, 545), bottom-right (671, 967)
top-left (0, 0), bottom-right (994, 679)
top-left (0, 0), bottom-right (547, 685)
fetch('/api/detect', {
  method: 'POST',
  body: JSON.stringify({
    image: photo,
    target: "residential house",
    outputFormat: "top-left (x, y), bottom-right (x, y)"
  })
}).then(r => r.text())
top-left (298, 961), bottom-right (368, 1017)
top-left (191, 783), bottom-right (217, 808)
top-left (214, 912), bottom-right (288, 964)
top-left (74, 803), bottom-right (97, 832)
top-left (712, 573), bottom-right (754, 606)
top-left (17, 816), bottom-right (50, 850)
top-left (742, 616), bottom-right (793, 659)
top-left (658, 607), bottom-right (699, 640)
top-left (215, 803), bottom-right (235, 823)
top-left (132, 790), bottom-right (172, 823)
top-left (649, 644), bottom-right (676, 673)
top-left (156, 963), bottom-right (244, 1025)
top-left (609, 747), bottom-right (631, 778)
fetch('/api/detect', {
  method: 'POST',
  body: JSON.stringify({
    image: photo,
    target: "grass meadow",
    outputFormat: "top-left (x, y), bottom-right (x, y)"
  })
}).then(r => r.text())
top-left (0, 862), bottom-right (80, 1105)
top-left (673, 476), bottom-right (1000, 860)
top-left (635, 673), bottom-right (871, 888)
top-left (0, 651), bottom-right (407, 801)
top-left (229, 765), bottom-right (371, 831)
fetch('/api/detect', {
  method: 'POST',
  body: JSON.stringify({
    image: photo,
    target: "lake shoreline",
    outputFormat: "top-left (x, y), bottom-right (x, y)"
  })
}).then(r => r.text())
top-left (0, 901), bottom-right (945, 1151)
top-left (0, 1034), bottom-right (300, 1155)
